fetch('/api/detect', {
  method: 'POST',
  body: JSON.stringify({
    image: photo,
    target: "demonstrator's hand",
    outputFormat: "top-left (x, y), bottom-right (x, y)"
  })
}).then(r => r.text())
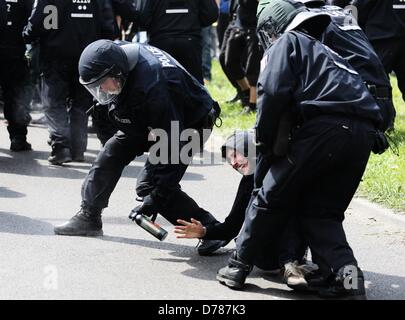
top-left (174, 218), bottom-right (206, 239)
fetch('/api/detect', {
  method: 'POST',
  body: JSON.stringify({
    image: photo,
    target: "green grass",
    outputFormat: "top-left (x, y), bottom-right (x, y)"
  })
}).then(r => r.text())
top-left (358, 77), bottom-right (405, 212)
top-left (207, 60), bottom-right (405, 213)
top-left (206, 60), bottom-right (256, 137)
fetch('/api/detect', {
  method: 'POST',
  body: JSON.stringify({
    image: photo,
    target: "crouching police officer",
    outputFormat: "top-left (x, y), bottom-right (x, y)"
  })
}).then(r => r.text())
top-left (54, 40), bottom-right (224, 255)
top-left (217, 0), bottom-right (385, 299)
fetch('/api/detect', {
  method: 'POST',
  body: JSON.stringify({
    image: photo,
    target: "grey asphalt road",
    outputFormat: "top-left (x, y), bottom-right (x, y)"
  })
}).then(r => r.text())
top-left (1, 117), bottom-right (405, 300)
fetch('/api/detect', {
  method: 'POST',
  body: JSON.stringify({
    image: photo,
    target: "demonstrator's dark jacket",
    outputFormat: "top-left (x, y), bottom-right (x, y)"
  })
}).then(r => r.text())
top-left (0, 0), bottom-right (32, 59)
top-left (256, 31), bottom-right (382, 150)
top-left (23, 0), bottom-right (115, 60)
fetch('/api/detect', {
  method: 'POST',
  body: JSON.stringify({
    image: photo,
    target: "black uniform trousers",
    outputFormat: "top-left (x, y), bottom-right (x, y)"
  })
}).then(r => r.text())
top-left (81, 130), bottom-right (218, 227)
top-left (40, 58), bottom-right (93, 157)
top-left (372, 37), bottom-right (405, 101)
top-left (220, 23), bottom-right (261, 86)
top-left (150, 36), bottom-right (204, 84)
top-left (219, 21), bottom-right (246, 91)
top-left (236, 114), bottom-right (376, 277)
top-left (0, 55), bottom-right (31, 140)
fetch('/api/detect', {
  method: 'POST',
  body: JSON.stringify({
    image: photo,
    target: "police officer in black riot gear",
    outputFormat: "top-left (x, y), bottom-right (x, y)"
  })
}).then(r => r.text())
top-left (0, 0), bottom-right (33, 151)
top-left (298, 0), bottom-right (396, 131)
top-left (217, 0), bottom-right (384, 299)
top-left (53, 40), bottom-right (225, 255)
top-left (349, 0), bottom-right (405, 103)
top-left (23, 0), bottom-right (115, 165)
top-left (132, 0), bottom-right (219, 84)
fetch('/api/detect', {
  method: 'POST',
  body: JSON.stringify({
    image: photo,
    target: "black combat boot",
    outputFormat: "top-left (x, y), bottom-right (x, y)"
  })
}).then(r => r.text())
top-left (54, 206), bottom-right (103, 236)
top-left (317, 266), bottom-right (366, 300)
top-left (217, 251), bottom-right (252, 290)
top-left (48, 146), bottom-right (72, 165)
top-left (10, 137), bottom-right (32, 151)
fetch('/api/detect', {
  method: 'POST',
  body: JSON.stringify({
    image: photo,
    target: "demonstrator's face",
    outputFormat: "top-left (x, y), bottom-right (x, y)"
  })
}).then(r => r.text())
top-left (226, 149), bottom-right (250, 175)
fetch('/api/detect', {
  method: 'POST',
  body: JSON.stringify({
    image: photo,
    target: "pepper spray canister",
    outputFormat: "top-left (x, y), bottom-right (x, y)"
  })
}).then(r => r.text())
top-left (129, 210), bottom-right (168, 241)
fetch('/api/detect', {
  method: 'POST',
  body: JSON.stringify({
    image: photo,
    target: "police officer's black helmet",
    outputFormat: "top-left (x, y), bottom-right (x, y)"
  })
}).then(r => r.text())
top-left (256, 0), bottom-right (330, 50)
top-left (79, 40), bottom-right (130, 104)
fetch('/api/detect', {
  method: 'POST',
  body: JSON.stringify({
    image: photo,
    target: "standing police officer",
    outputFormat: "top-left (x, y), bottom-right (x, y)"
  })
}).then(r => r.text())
top-left (133, 0), bottom-right (219, 84)
top-left (23, 0), bottom-right (115, 165)
top-left (0, 0), bottom-right (33, 151)
top-left (351, 0), bottom-right (405, 102)
top-left (53, 40), bottom-right (224, 255)
top-left (217, 0), bottom-right (383, 299)
top-left (298, 0), bottom-right (396, 131)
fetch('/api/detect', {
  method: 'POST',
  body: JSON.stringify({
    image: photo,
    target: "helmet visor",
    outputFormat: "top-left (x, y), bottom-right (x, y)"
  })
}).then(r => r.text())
top-left (81, 75), bottom-right (124, 105)
top-left (257, 28), bottom-right (281, 51)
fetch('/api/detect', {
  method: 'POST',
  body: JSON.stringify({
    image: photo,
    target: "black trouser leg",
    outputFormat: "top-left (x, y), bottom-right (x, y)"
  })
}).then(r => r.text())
top-left (81, 132), bottom-right (142, 210)
top-left (1, 58), bottom-right (31, 140)
top-left (392, 39), bottom-right (405, 101)
top-left (135, 157), bottom-right (218, 226)
top-left (237, 116), bottom-right (374, 277)
top-left (219, 23), bottom-right (244, 91)
top-left (41, 60), bottom-right (71, 150)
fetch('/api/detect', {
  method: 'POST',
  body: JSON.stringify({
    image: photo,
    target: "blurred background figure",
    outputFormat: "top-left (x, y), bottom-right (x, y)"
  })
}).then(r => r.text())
top-left (219, 0), bottom-right (262, 113)
top-left (0, 0), bottom-right (33, 151)
top-left (352, 0), bottom-right (405, 104)
top-left (23, 0), bottom-right (115, 165)
top-left (133, 0), bottom-right (219, 84)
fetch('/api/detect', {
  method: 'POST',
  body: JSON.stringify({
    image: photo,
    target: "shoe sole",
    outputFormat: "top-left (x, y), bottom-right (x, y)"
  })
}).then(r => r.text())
top-left (216, 273), bottom-right (244, 290)
top-left (48, 157), bottom-right (72, 165)
top-left (54, 229), bottom-right (103, 237)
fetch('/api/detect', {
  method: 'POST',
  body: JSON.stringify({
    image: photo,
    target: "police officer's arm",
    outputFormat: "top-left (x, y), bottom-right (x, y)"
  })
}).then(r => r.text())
top-left (255, 36), bottom-right (297, 155)
top-left (199, 0), bottom-right (220, 27)
top-left (22, 0), bottom-right (48, 43)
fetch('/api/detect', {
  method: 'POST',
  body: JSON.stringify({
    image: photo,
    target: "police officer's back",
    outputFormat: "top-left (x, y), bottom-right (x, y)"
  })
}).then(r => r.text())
top-left (22, 0), bottom-right (116, 165)
top-left (0, 0), bottom-right (33, 151)
top-left (300, 0), bottom-right (396, 130)
top-left (134, 0), bottom-right (219, 83)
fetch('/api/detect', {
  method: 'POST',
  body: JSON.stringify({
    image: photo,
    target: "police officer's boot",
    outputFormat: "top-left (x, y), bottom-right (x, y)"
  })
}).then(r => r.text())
top-left (217, 251), bottom-right (252, 290)
top-left (48, 146), bottom-right (72, 165)
top-left (10, 136), bottom-right (32, 152)
top-left (316, 266), bottom-right (366, 300)
top-left (54, 206), bottom-right (103, 236)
